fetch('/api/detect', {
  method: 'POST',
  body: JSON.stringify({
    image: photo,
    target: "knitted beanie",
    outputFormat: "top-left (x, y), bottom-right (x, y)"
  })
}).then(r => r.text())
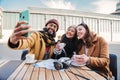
top-left (45, 19), bottom-right (59, 31)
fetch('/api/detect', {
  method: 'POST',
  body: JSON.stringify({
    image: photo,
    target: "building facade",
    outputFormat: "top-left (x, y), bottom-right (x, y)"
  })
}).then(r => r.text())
top-left (0, 7), bottom-right (3, 39)
top-left (1, 7), bottom-right (120, 42)
top-left (112, 1), bottom-right (120, 15)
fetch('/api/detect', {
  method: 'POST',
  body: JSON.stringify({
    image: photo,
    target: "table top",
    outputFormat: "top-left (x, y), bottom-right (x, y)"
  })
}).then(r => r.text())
top-left (0, 59), bottom-right (106, 80)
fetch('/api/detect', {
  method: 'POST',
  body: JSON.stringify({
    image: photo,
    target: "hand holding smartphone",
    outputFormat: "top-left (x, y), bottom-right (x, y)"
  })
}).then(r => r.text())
top-left (19, 10), bottom-right (30, 37)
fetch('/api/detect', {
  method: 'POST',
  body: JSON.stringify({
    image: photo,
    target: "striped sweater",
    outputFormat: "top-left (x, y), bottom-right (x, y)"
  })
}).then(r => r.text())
top-left (8, 32), bottom-right (55, 60)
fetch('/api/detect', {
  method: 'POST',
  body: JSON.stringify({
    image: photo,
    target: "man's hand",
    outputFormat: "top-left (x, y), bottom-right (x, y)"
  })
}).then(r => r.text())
top-left (9, 21), bottom-right (31, 44)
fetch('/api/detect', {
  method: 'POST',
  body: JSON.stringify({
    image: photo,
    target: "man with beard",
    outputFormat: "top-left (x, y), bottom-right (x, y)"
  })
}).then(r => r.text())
top-left (8, 19), bottom-right (59, 60)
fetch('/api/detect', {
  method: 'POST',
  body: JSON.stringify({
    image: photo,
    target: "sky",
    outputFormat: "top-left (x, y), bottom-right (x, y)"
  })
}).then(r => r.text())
top-left (0, 0), bottom-right (119, 14)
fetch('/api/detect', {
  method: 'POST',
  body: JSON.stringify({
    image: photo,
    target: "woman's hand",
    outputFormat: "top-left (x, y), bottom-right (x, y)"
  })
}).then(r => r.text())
top-left (55, 42), bottom-right (61, 51)
top-left (9, 21), bottom-right (31, 44)
top-left (55, 42), bottom-right (66, 51)
top-left (72, 54), bottom-right (89, 65)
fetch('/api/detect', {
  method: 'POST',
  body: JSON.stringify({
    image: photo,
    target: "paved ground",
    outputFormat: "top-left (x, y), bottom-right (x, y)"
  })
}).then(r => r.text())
top-left (0, 43), bottom-right (22, 60)
top-left (109, 43), bottom-right (120, 80)
top-left (0, 43), bottom-right (120, 79)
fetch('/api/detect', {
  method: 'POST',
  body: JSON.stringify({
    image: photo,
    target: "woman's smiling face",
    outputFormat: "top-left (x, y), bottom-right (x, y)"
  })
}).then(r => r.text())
top-left (76, 25), bottom-right (86, 39)
top-left (66, 27), bottom-right (76, 39)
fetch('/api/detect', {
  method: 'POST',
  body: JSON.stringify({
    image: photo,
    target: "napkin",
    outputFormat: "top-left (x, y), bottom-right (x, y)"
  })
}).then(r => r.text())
top-left (33, 59), bottom-right (56, 70)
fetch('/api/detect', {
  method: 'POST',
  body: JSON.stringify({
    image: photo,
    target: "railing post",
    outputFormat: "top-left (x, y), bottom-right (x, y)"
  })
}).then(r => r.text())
top-left (110, 20), bottom-right (112, 42)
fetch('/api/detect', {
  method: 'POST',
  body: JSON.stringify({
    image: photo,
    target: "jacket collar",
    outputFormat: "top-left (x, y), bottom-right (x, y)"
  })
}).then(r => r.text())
top-left (90, 32), bottom-right (98, 43)
top-left (79, 44), bottom-right (95, 56)
top-left (88, 32), bottom-right (98, 56)
top-left (79, 32), bottom-right (98, 56)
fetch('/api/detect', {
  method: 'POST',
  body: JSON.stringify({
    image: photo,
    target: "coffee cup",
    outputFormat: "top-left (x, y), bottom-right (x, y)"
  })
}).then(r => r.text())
top-left (25, 54), bottom-right (35, 63)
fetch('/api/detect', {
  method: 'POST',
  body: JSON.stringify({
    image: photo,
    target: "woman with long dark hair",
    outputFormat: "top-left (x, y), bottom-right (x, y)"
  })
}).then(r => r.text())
top-left (72, 23), bottom-right (112, 80)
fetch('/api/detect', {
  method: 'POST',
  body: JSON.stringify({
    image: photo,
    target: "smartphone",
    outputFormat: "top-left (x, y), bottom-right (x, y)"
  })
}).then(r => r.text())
top-left (19, 10), bottom-right (30, 37)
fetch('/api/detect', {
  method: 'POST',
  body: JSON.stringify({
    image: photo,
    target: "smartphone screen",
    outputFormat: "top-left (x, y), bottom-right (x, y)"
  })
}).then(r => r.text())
top-left (19, 10), bottom-right (29, 37)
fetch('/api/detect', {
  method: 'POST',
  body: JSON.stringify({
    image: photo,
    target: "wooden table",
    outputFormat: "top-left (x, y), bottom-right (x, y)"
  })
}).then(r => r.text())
top-left (0, 60), bottom-right (106, 80)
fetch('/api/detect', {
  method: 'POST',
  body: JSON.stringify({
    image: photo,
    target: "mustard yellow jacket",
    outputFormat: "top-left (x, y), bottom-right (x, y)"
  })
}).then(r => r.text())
top-left (8, 32), bottom-right (55, 60)
top-left (78, 32), bottom-right (112, 79)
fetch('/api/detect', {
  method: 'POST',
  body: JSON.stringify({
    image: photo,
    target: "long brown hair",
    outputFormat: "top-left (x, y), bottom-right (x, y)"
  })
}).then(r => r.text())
top-left (77, 23), bottom-right (93, 48)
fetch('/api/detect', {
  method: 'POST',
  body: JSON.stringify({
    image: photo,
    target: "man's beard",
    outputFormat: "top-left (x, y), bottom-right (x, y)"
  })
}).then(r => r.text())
top-left (43, 28), bottom-right (56, 38)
